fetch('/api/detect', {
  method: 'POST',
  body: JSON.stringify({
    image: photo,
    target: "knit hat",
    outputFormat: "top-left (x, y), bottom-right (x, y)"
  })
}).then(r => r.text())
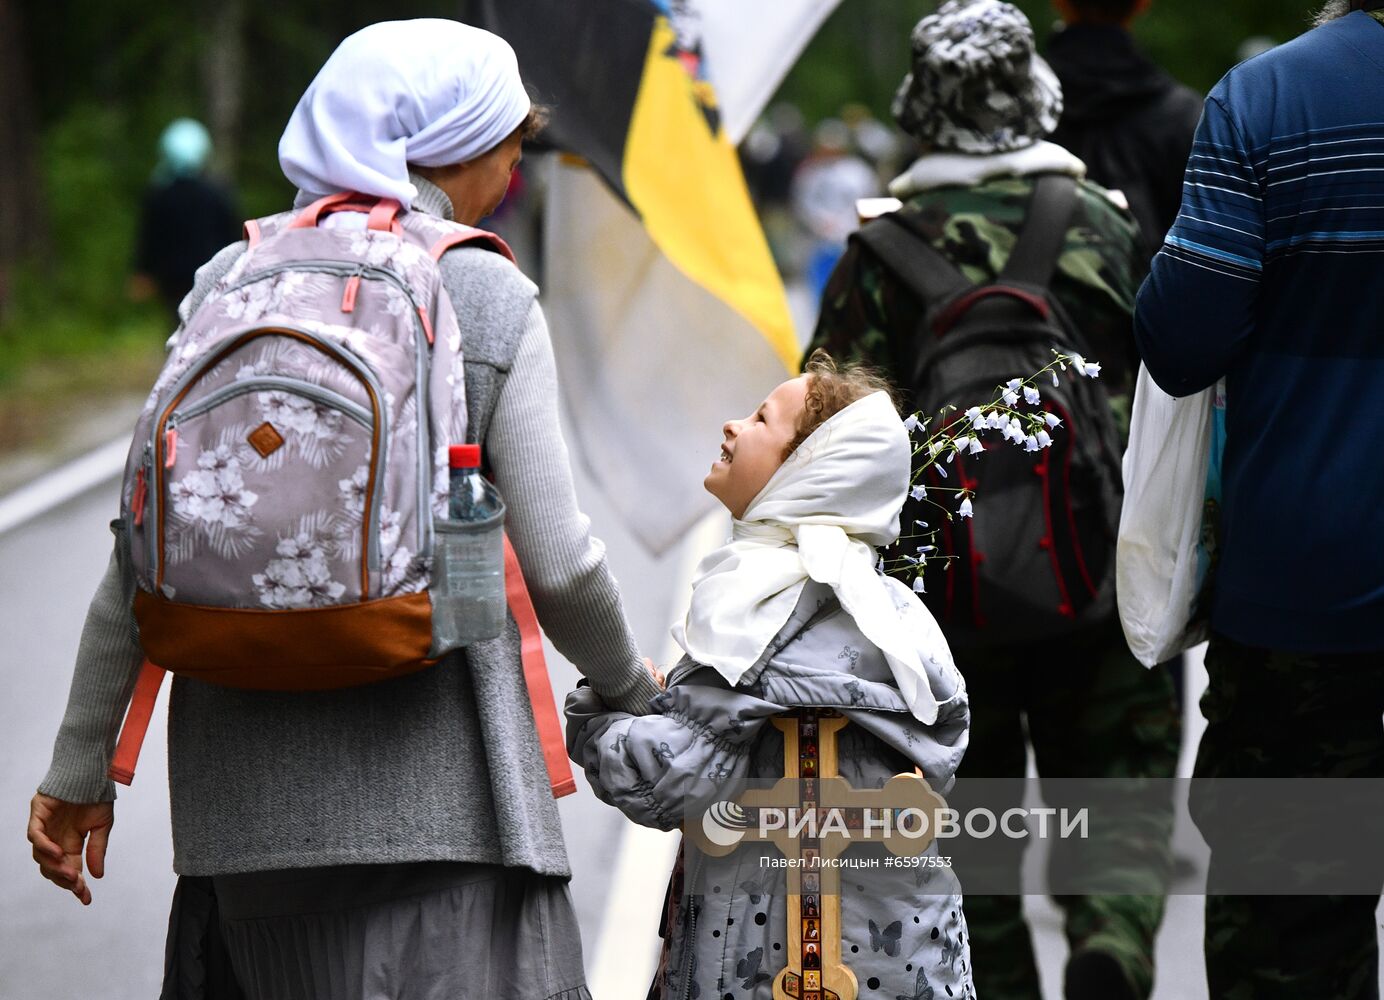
top-left (156, 119), bottom-right (212, 181)
top-left (892, 0), bottom-right (1063, 154)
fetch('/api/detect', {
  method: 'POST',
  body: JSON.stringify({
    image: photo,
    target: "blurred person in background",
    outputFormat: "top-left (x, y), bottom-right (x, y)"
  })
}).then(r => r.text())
top-left (1046, 0), bottom-right (1202, 262)
top-left (809, 3), bottom-right (1178, 998)
top-left (742, 102), bottom-right (810, 212)
top-left (130, 118), bottom-right (239, 321)
top-left (791, 117), bottom-right (877, 300)
top-left (1136, 1), bottom-right (1384, 996)
top-left (841, 101), bottom-right (907, 186)
top-left (742, 103), bottom-right (812, 276)
top-left (1046, 0), bottom-right (1202, 747)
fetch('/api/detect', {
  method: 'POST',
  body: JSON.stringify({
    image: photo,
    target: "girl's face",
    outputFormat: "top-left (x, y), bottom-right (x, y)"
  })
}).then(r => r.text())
top-left (705, 375), bottom-right (810, 519)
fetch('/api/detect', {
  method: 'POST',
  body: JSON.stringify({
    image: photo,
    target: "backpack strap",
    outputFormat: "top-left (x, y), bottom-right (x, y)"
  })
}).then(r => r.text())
top-left (108, 547), bottom-right (577, 800)
top-left (998, 174), bottom-right (1079, 288)
top-left (109, 659), bottom-right (166, 785)
top-left (852, 213), bottom-right (974, 327)
top-left (428, 228), bottom-right (517, 265)
top-left (502, 533), bottom-right (577, 798)
top-left (929, 174), bottom-right (1080, 336)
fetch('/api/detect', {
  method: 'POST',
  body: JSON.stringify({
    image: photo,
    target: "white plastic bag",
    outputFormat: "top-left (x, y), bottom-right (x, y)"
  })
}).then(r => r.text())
top-left (1116, 365), bottom-right (1223, 667)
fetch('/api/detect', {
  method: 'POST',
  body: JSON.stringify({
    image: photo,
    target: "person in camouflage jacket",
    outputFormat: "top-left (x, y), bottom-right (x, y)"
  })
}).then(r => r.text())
top-left (806, 4), bottom-right (1179, 999)
top-left (811, 174), bottom-right (1144, 439)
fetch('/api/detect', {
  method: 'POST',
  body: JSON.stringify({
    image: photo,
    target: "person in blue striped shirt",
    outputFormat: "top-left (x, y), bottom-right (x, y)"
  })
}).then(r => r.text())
top-left (1135, 3), bottom-right (1384, 996)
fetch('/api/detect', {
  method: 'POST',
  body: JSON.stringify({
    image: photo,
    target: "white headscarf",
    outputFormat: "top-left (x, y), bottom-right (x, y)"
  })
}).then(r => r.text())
top-left (278, 19), bottom-right (531, 208)
top-left (672, 392), bottom-right (958, 724)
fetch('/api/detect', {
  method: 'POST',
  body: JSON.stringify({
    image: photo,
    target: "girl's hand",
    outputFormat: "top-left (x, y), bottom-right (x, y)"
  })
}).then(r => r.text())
top-left (644, 657), bottom-right (666, 688)
top-left (27, 793), bottom-right (113, 906)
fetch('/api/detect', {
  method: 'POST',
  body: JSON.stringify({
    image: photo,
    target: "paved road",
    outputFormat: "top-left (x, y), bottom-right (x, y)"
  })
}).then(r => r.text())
top-left (3, 434), bottom-right (1378, 998)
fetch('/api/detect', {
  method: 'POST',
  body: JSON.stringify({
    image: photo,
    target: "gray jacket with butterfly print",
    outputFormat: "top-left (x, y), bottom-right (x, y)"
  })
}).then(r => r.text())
top-left (565, 581), bottom-right (977, 1000)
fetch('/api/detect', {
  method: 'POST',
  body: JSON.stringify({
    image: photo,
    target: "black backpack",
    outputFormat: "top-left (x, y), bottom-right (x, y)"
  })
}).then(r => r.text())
top-left (853, 174), bottom-right (1124, 649)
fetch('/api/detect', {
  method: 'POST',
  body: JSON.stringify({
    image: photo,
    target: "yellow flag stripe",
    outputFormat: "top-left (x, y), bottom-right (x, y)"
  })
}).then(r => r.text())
top-left (622, 17), bottom-right (800, 374)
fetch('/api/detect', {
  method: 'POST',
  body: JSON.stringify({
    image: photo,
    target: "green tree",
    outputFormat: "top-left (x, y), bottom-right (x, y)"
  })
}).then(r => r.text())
top-left (778, 0), bottom-right (1328, 126)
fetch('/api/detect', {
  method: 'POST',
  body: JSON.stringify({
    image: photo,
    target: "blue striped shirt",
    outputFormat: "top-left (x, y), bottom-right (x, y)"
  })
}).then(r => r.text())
top-left (1135, 11), bottom-right (1384, 652)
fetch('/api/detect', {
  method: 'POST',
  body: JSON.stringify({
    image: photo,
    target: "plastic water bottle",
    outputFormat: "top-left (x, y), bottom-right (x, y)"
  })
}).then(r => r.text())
top-left (431, 444), bottom-right (506, 651)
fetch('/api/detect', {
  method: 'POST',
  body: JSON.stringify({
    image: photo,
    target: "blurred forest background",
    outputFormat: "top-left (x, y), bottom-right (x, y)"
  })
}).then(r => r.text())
top-left (0, 0), bottom-right (1331, 448)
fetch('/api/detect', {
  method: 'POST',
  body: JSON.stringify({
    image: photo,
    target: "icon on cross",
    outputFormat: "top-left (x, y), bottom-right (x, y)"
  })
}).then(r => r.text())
top-left (688, 708), bottom-right (947, 1000)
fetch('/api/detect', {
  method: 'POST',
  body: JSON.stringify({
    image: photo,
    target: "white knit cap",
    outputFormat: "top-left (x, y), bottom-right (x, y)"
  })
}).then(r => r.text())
top-left (279, 19), bottom-right (531, 208)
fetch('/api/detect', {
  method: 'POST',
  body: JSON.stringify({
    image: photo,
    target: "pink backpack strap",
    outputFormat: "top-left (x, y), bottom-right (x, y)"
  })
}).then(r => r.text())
top-left (243, 218), bottom-right (263, 248)
top-left (503, 533), bottom-right (577, 798)
top-left (429, 228), bottom-right (517, 264)
top-left (108, 659), bottom-right (166, 786)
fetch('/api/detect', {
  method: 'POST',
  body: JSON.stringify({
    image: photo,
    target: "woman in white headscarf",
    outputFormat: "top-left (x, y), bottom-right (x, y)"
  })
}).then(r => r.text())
top-left (29, 20), bottom-right (661, 999)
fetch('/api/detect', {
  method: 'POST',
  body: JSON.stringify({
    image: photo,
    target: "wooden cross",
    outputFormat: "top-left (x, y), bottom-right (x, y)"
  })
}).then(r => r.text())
top-left (689, 709), bottom-right (946, 1000)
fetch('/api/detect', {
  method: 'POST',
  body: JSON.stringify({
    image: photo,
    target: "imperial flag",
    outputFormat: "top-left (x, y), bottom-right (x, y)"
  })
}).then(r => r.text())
top-left (476, 0), bottom-right (840, 553)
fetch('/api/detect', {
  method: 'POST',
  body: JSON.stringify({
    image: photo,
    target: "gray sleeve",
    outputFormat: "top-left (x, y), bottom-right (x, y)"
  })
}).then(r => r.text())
top-left (38, 524), bottom-right (146, 803)
top-left (488, 302), bottom-right (662, 716)
top-left (176, 240), bottom-right (247, 327)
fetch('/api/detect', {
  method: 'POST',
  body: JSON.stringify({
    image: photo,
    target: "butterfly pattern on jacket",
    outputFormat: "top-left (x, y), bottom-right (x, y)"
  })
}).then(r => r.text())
top-left (896, 967), bottom-right (935, 1000)
top-left (940, 932), bottom-right (965, 971)
top-left (735, 947), bottom-right (772, 990)
top-left (869, 918), bottom-right (903, 956)
top-left (737, 867), bottom-right (780, 905)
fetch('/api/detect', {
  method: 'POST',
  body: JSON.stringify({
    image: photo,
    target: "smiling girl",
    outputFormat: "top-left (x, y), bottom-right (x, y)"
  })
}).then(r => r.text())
top-left (567, 351), bottom-right (977, 999)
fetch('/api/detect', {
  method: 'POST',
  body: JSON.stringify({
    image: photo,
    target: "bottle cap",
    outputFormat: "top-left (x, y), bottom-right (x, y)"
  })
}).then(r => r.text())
top-left (449, 444), bottom-right (481, 469)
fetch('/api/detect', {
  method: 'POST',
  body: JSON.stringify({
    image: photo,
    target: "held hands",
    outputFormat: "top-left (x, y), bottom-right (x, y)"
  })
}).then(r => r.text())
top-left (27, 793), bottom-right (114, 906)
top-left (644, 657), bottom-right (666, 689)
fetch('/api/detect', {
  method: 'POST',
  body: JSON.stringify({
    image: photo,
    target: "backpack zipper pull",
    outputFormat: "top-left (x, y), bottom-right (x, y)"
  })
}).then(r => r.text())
top-left (341, 268), bottom-right (363, 313)
top-left (164, 423), bottom-right (179, 469)
top-left (132, 467), bottom-right (147, 527)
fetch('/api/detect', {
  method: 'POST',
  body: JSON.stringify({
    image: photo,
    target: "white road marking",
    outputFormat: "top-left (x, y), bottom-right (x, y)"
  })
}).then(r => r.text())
top-left (588, 509), bottom-right (728, 999)
top-left (0, 437), bottom-right (127, 537)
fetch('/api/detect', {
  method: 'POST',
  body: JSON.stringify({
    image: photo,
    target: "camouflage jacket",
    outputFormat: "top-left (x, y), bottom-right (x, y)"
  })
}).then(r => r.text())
top-left (807, 174), bottom-right (1146, 437)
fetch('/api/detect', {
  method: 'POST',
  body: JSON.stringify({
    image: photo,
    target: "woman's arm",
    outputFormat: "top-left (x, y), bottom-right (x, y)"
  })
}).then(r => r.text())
top-left (38, 242), bottom-right (245, 804)
top-left (487, 301), bottom-right (663, 715)
top-left (38, 525), bottom-right (146, 803)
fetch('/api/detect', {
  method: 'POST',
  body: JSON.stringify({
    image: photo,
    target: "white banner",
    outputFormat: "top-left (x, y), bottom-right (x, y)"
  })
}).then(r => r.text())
top-left (696, 0), bottom-right (843, 143)
top-left (543, 159), bottom-right (788, 554)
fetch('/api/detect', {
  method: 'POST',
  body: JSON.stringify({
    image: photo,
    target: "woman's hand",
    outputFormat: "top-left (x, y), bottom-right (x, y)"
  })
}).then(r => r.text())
top-left (27, 792), bottom-right (114, 906)
top-left (644, 657), bottom-right (666, 689)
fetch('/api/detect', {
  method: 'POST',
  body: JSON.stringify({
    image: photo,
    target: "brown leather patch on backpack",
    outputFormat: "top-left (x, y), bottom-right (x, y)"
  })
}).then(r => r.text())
top-left (248, 422), bottom-right (285, 458)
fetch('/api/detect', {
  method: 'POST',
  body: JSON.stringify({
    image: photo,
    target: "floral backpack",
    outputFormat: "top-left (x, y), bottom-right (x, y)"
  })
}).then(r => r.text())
top-left (107, 193), bottom-right (576, 798)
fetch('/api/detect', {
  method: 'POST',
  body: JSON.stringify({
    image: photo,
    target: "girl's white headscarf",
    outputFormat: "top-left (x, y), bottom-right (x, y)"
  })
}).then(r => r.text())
top-left (278, 20), bottom-right (531, 208)
top-left (672, 391), bottom-right (957, 724)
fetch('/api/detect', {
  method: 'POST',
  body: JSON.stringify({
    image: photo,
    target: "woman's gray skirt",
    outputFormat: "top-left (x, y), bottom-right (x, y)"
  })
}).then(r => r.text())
top-left (163, 862), bottom-right (592, 1000)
